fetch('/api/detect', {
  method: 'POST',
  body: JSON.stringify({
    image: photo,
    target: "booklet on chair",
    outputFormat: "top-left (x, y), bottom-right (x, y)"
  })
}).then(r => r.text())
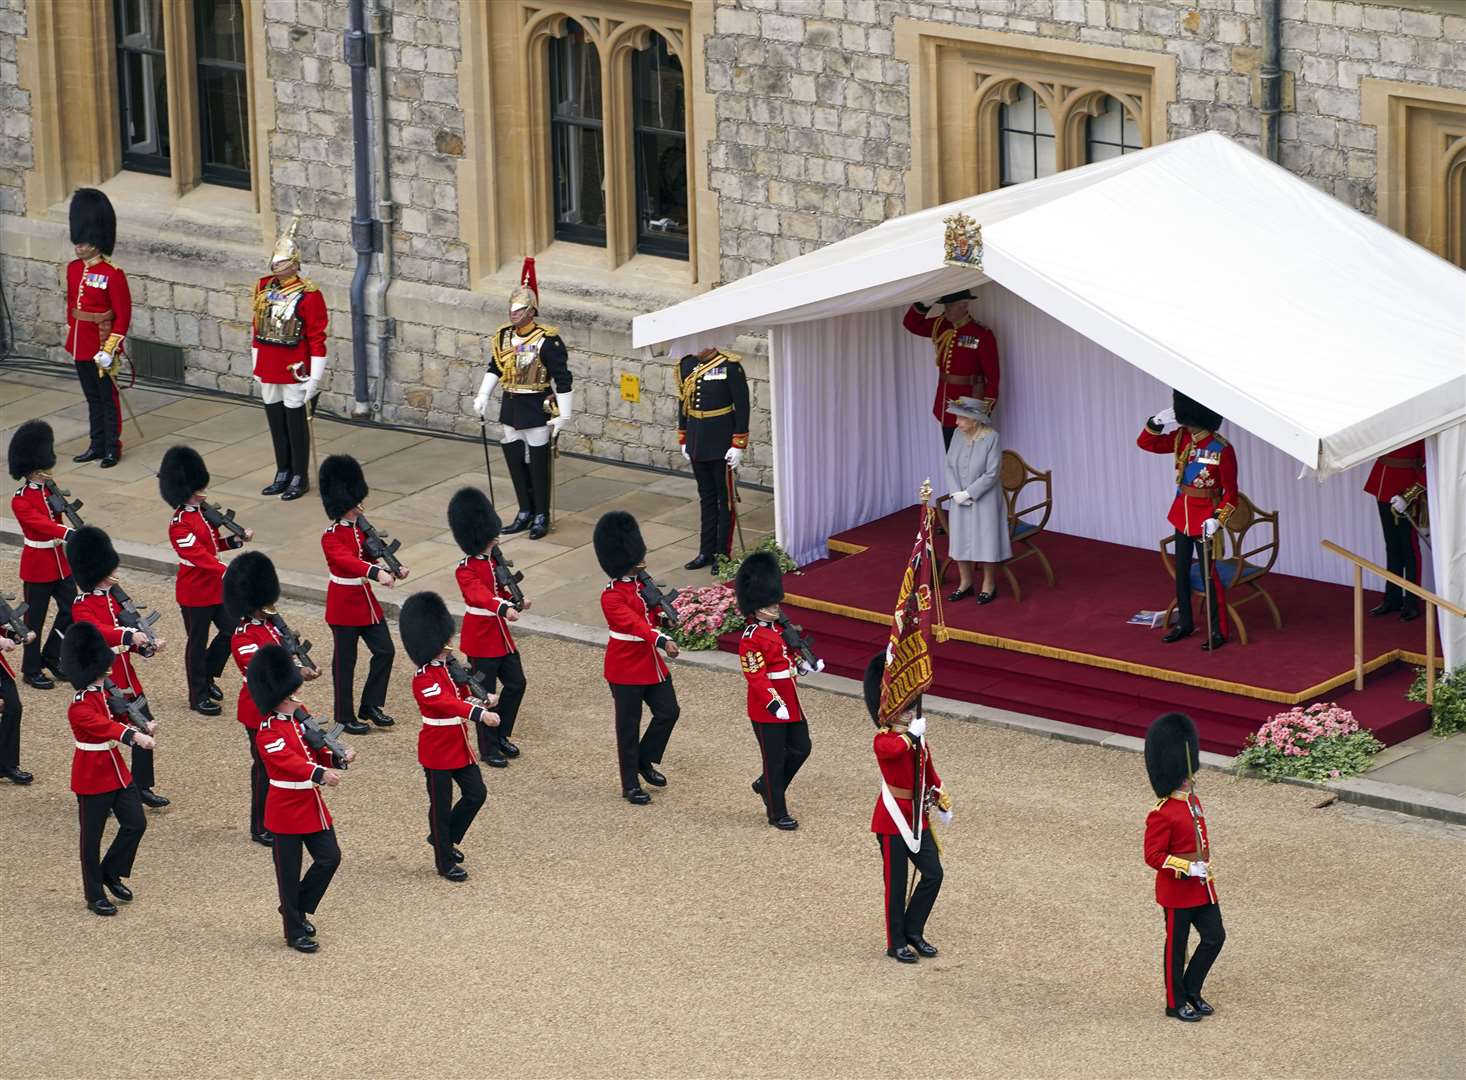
top-left (1129, 610), bottom-right (1170, 628)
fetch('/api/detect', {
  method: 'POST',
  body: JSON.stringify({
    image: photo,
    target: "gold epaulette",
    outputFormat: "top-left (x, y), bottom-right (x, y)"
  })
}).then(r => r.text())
top-left (1152, 798), bottom-right (1168, 812)
top-left (538, 323), bottom-right (558, 336)
top-left (299, 277), bottom-right (319, 293)
top-left (720, 351), bottom-right (742, 365)
top-left (1211, 432), bottom-right (1231, 448)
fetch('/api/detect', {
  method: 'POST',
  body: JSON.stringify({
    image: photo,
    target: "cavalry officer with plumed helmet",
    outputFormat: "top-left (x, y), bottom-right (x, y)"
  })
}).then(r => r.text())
top-left (677, 347), bottom-right (750, 571)
top-left (66, 188), bottom-right (130, 467)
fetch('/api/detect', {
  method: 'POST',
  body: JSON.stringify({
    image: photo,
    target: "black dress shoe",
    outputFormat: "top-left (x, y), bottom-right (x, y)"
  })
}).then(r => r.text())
top-left (751, 777), bottom-right (764, 796)
top-left (498, 737), bottom-right (520, 758)
top-left (280, 475), bottom-right (309, 501)
top-left (975, 590), bottom-right (996, 605)
top-left (193, 697), bottom-right (222, 716)
top-left (684, 553), bottom-right (713, 571)
top-left (440, 865), bottom-right (469, 882)
top-left (1369, 600), bottom-right (1402, 617)
top-left (769, 815), bottom-right (799, 830)
top-left (103, 876), bottom-right (133, 903)
top-left (502, 511), bottom-right (533, 534)
top-left (301, 919), bottom-right (316, 936)
top-left (623, 786), bottom-right (652, 805)
top-left (425, 836), bottom-right (465, 863)
top-left (1201, 633), bottom-right (1226, 651)
top-left (947, 585), bottom-right (973, 602)
top-left (261, 470), bottom-right (291, 496)
top-left (251, 831), bottom-right (274, 847)
top-left (1161, 626), bottom-right (1194, 644)
top-left (527, 513), bottom-right (550, 540)
top-left (206, 681), bottom-right (224, 701)
top-left (88, 898), bottom-right (118, 916)
top-left (341, 718), bottom-right (370, 735)
top-left (482, 748), bottom-right (508, 768)
top-left (1188, 995), bottom-right (1214, 1016)
top-left (360, 706), bottom-right (395, 728)
top-left (1165, 1003), bottom-right (1203, 1022)
top-left (287, 935), bottom-right (319, 953)
top-left (906, 935), bottom-right (938, 957)
top-left (99, 455), bottom-right (119, 469)
top-left (887, 945), bottom-right (919, 964)
top-left (2, 766), bottom-right (34, 785)
top-left (137, 788), bottom-right (170, 808)
top-left (639, 762), bottom-right (667, 787)
top-left (1400, 605), bottom-right (1421, 622)
top-left (74, 447), bottom-right (103, 463)
top-left (22, 671), bottom-right (55, 690)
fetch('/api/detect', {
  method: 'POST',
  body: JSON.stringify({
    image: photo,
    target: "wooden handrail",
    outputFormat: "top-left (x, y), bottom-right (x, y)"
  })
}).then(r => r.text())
top-left (1321, 541), bottom-right (1464, 617)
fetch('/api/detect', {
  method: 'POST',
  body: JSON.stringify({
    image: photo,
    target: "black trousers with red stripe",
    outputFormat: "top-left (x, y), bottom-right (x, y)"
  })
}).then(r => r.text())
top-left (246, 730), bottom-right (268, 838)
top-left (0, 665), bottom-right (20, 770)
top-left (21, 578), bottom-right (74, 678)
top-left (272, 827), bottom-right (341, 940)
top-left (424, 763), bottom-right (487, 873)
top-left (469, 651), bottom-right (527, 750)
top-left (609, 680), bottom-right (680, 792)
top-left (180, 603), bottom-right (233, 705)
top-left (330, 621), bottom-right (394, 724)
top-left (691, 458), bottom-right (734, 559)
top-left (750, 719), bottom-right (811, 820)
top-left (1376, 502), bottom-right (1421, 610)
top-left (1173, 532), bottom-right (1226, 637)
top-left (77, 784), bottom-right (146, 903)
top-left (1162, 902), bottom-right (1225, 1009)
top-left (75, 360), bottom-right (123, 457)
top-left (877, 830), bottom-right (942, 950)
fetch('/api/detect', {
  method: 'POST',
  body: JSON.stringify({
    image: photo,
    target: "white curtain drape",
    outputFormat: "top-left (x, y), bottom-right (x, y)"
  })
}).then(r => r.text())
top-left (1426, 426), bottom-right (1466, 671)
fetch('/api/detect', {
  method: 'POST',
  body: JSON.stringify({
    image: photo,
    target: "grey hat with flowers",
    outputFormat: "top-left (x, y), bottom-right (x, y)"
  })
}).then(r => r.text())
top-left (945, 395), bottom-right (994, 422)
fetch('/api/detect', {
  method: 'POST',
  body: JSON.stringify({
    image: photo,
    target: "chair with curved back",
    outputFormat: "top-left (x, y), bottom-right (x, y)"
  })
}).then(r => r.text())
top-left (934, 449), bottom-right (1056, 601)
top-left (1158, 492), bottom-right (1282, 645)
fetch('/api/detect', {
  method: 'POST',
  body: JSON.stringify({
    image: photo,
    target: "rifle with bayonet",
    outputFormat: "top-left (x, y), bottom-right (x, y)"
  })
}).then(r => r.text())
top-left (774, 612), bottom-right (824, 675)
top-left (266, 609), bottom-right (318, 674)
top-left (489, 544), bottom-right (526, 610)
top-left (356, 514), bottom-right (406, 579)
top-left (102, 678), bottom-right (153, 734)
top-left (199, 499), bottom-right (249, 541)
top-left (635, 569), bottom-right (681, 630)
top-left (42, 478), bottom-right (85, 529)
top-left (292, 706), bottom-right (351, 770)
top-left (107, 583), bottom-right (160, 657)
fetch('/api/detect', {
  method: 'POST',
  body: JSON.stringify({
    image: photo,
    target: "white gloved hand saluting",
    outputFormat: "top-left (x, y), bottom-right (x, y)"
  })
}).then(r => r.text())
top-left (548, 391), bottom-right (574, 435)
top-left (907, 715), bottom-right (927, 739)
top-left (93, 350), bottom-right (113, 371)
top-left (1389, 494), bottom-right (1408, 514)
top-left (473, 372), bottom-right (499, 418)
top-left (1150, 407), bottom-right (1177, 428)
top-left (1202, 517), bottom-right (1221, 539)
top-left (725, 446), bottom-right (743, 469)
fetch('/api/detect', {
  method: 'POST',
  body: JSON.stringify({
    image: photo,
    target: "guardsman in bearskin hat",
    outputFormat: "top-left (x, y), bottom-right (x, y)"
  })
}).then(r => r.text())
top-left (903, 289), bottom-right (1001, 450)
top-left (1363, 440), bottom-right (1428, 622)
top-left (865, 653), bottom-right (948, 964)
top-left (66, 188), bottom-right (130, 467)
top-left (1138, 391), bottom-right (1238, 650)
top-left (594, 510), bottom-right (680, 805)
top-left (400, 591), bottom-right (496, 882)
top-left (449, 486), bottom-right (528, 768)
top-left (0, 606), bottom-right (32, 786)
top-left (67, 525), bottom-right (169, 808)
top-left (61, 621), bottom-right (156, 916)
top-left (159, 445), bottom-right (252, 716)
top-left (1143, 712), bottom-right (1224, 1022)
top-left (471, 258), bottom-right (575, 541)
top-left (248, 643), bottom-right (351, 953)
top-left (8, 419), bottom-right (74, 692)
top-left (677, 347), bottom-right (750, 571)
top-left (319, 454), bottom-right (406, 734)
top-left (735, 551), bottom-right (811, 831)
top-left (252, 216), bottom-right (328, 501)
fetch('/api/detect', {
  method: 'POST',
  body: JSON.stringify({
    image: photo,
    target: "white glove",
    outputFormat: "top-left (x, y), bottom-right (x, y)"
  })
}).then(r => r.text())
top-left (1389, 494), bottom-right (1408, 514)
top-left (949, 490), bottom-right (973, 507)
top-left (473, 372), bottom-right (498, 417)
top-left (769, 699), bottom-right (790, 721)
top-left (681, 445), bottom-right (691, 462)
top-left (1151, 408), bottom-right (1176, 427)
top-left (1189, 861), bottom-right (1209, 879)
top-left (1202, 517), bottom-right (1220, 539)
top-left (935, 808), bottom-right (954, 826)
top-left (548, 391), bottom-right (574, 435)
top-left (907, 715), bottom-right (927, 739)
top-left (795, 658), bottom-right (825, 676)
top-left (93, 350), bottom-right (113, 370)
top-left (725, 446), bottom-right (743, 469)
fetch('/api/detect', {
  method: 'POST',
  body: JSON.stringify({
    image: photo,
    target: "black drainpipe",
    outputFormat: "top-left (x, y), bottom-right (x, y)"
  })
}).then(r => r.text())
top-left (1259, 0), bottom-right (1282, 162)
top-left (345, 0), bottom-right (375, 414)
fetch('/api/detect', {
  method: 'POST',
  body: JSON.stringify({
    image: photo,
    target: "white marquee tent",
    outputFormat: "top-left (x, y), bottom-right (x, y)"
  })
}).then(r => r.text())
top-left (633, 133), bottom-right (1466, 667)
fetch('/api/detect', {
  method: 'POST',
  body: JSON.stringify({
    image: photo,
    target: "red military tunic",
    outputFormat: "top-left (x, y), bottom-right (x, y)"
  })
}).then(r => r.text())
top-left (902, 306), bottom-right (1001, 425)
top-left (256, 711), bottom-right (334, 834)
top-left (601, 577), bottom-right (670, 685)
top-left (1144, 791), bottom-right (1217, 908)
top-left (11, 481), bottom-right (72, 582)
top-left (230, 618), bottom-right (283, 731)
top-left (738, 620), bottom-right (804, 724)
top-left (68, 685), bottom-right (135, 795)
top-left (0, 638), bottom-right (15, 679)
top-left (1363, 440), bottom-right (1426, 504)
top-left (322, 520), bottom-right (384, 627)
top-left (72, 589), bottom-right (146, 696)
top-left (251, 274), bottom-right (329, 384)
top-left (169, 504), bottom-right (242, 607)
top-left (65, 257), bottom-right (131, 362)
top-left (456, 554), bottom-right (517, 659)
top-left (871, 729), bottom-right (941, 835)
top-left (412, 659), bottom-right (480, 771)
top-left (1137, 423), bottom-right (1239, 537)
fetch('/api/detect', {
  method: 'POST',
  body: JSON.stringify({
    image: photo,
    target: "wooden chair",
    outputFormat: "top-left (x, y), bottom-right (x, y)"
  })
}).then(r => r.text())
top-left (933, 450), bottom-right (1056, 602)
top-left (1158, 492), bottom-right (1282, 645)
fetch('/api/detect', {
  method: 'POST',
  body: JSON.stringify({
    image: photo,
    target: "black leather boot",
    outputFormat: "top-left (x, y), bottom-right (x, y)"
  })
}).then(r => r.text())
top-left (261, 402), bottom-right (292, 494)
top-left (283, 404), bottom-right (311, 500)
top-left (528, 442), bottom-right (553, 540)
top-left (501, 442), bottom-right (534, 530)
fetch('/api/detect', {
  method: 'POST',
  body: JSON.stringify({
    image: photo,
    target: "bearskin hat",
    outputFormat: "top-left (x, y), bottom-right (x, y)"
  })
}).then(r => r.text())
top-left (734, 550), bottom-right (784, 618)
top-left (158, 445), bottom-right (210, 508)
top-left (223, 551), bottom-right (280, 621)
top-left (592, 510), bottom-right (646, 578)
top-left (863, 653), bottom-right (887, 725)
top-left (938, 288), bottom-right (974, 305)
top-left (1144, 712), bottom-right (1201, 798)
top-left (1173, 390), bottom-right (1224, 434)
top-left (319, 454), bottom-right (368, 520)
top-left (447, 486), bottom-right (501, 556)
top-left (7, 419), bottom-right (56, 480)
top-left (69, 188), bottom-right (117, 256)
top-left (399, 591), bottom-right (455, 668)
top-left (61, 621), bottom-right (116, 690)
top-left (246, 644), bottom-right (304, 717)
top-left (67, 525), bottom-right (119, 592)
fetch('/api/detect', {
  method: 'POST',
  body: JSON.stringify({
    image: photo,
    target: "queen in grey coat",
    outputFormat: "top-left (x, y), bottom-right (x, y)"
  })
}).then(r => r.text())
top-left (944, 397), bottom-right (1011, 604)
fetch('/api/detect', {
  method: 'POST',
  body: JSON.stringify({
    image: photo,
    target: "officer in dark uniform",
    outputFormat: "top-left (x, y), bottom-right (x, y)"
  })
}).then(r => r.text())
top-left (677, 347), bottom-right (750, 571)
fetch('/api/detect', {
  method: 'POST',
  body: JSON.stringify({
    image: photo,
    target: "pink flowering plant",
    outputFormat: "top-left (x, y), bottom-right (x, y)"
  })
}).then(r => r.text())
top-left (1234, 702), bottom-right (1383, 782)
top-left (669, 583), bottom-right (745, 651)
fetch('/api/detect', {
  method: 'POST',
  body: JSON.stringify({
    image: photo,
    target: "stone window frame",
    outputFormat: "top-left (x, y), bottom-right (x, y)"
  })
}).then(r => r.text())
top-left (1362, 80), bottom-right (1466, 269)
top-left (895, 20), bottom-right (1176, 208)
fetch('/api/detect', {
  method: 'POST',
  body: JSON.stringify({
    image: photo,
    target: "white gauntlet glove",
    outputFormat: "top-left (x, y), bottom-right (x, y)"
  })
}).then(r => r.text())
top-left (548, 391), bottom-right (574, 435)
top-left (907, 715), bottom-right (927, 739)
top-left (303, 354), bottom-right (326, 400)
top-left (1202, 517), bottom-right (1221, 539)
top-left (1151, 407), bottom-right (1176, 428)
top-left (681, 445), bottom-right (691, 462)
top-left (1189, 861), bottom-right (1210, 879)
top-left (93, 350), bottom-right (113, 370)
top-left (725, 446), bottom-right (743, 469)
top-left (1389, 494), bottom-right (1408, 514)
top-left (473, 372), bottom-right (499, 418)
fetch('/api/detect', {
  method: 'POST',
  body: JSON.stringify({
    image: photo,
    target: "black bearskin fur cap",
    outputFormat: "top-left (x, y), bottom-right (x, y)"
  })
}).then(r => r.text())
top-left (223, 551), bottom-right (280, 621)
top-left (1144, 712), bottom-right (1201, 798)
top-left (319, 454), bottom-right (368, 520)
top-left (399, 591), bottom-right (456, 668)
top-left (592, 511), bottom-right (646, 578)
top-left (246, 644), bottom-right (303, 716)
top-left (1173, 390), bottom-right (1224, 434)
top-left (67, 525), bottom-right (119, 592)
top-left (863, 653), bottom-right (887, 725)
top-left (61, 621), bottom-right (115, 690)
top-left (158, 445), bottom-right (210, 508)
top-left (734, 551), bottom-right (784, 618)
top-left (69, 188), bottom-right (117, 256)
top-left (7, 419), bottom-right (56, 480)
top-left (938, 288), bottom-right (974, 305)
top-left (447, 486), bottom-right (501, 556)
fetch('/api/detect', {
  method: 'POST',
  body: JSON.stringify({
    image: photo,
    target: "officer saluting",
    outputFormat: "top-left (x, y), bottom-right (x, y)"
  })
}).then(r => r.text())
top-left (903, 289), bottom-right (1000, 450)
top-left (677, 347), bottom-right (750, 571)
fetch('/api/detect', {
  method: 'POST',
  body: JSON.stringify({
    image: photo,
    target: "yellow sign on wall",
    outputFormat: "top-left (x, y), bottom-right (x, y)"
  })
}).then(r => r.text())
top-left (620, 374), bottom-right (640, 402)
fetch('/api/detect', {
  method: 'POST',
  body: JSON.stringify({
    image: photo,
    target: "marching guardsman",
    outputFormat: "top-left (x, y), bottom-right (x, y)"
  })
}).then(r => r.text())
top-left (903, 289), bottom-right (1000, 450)
top-left (66, 188), bottom-right (130, 468)
top-left (1137, 391), bottom-right (1237, 651)
top-left (0, 623), bottom-right (32, 785)
top-left (159, 445), bottom-right (252, 715)
top-left (320, 454), bottom-right (406, 735)
top-left (677, 347), bottom-right (750, 571)
top-left (400, 591), bottom-right (496, 882)
top-left (247, 644), bottom-right (351, 954)
top-left (224, 551), bottom-right (320, 846)
top-left (864, 653), bottom-right (948, 964)
top-left (1143, 712), bottom-right (1224, 1022)
top-left (1363, 440), bottom-right (1427, 621)
top-left (449, 486), bottom-right (528, 768)
top-left (251, 216), bottom-right (328, 502)
top-left (61, 622), bottom-right (155, 916)
top-left (594, 511), bottom-right (680, 805)
top-left (8, 419), bottom-right (75, 689)
top-left (67, 526), bottom-right (169, 808)
top-left (735, 551), bottom-right (811, 831)
top-left (471, 258), bottom-right (574, 541)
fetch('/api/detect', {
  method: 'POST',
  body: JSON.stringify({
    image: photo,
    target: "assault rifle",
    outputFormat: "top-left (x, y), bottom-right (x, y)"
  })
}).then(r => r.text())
top-left (774, 612), bottom-right (823, 674)
top-left (292, 706), bottom-right (350, 770)
top-left (42, 478), bottom-right (85, 529)
top-left (446, 654), bottom-right (493, 703)
top-left (0, 593), bottom-right (31, 643)
top-left (102, 678), bottom-right (152, 734)
top-left (356, 514), bottom-right (406, 579)
top-left (489, 544), bottom-right (526, 610)
top-left (108, 583), bottom-right (160, 657)
top-left (199, 499), bottom-right (249, 541)
top-left (635, 569), bottom-right (681, 630)
top-left (266, 609), bottom-right (319, 674)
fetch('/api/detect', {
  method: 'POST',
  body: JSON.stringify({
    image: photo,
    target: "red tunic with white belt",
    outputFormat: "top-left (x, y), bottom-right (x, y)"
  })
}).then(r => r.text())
top-left (412, 658), bottom-right (481, 771)
top-left (322, 520), bottom-right (384, 627)
top-left (1143, 791), bottom-right (1217, 908)
top-left (230, 618), bottom-right (283, 731)
top-left (601, 577), bottom-right (670, 685)
top-left (11, 481), bottom-right (72, 582)
top-left (902, 306), bottom-right (1001, 424)
top-left (256, 711), bottom-right (334, 835)
top-left (169, 504), bottom-right (243, 607)
top-left (1363, 440), bottom-right (1426, 504)
top-left (870, 730), bottom-right (941, 836)
top-left (1136, 423), bottom-right (1239, 537)
top-left (738, 620), bottom-right (803, 724)
top-left (68, 685), bottom-right (136, 795)
top-left (456, 554), bottom-right (517, 659)
top-left (65, 257), bottom-right (131, 362)
top-left (71, 589), bottom-right (146, 696)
